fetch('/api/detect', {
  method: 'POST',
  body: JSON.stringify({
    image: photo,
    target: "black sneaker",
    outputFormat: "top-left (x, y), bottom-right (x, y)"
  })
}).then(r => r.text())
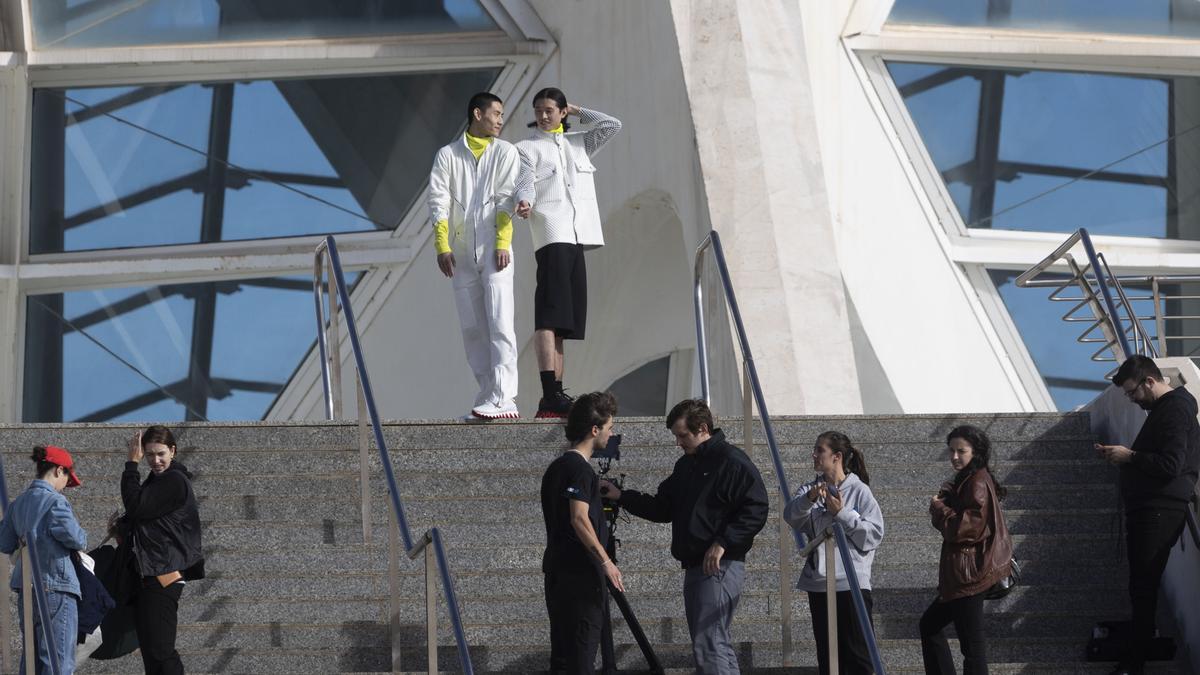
top-left (536, 390), bottom-right (574, 419)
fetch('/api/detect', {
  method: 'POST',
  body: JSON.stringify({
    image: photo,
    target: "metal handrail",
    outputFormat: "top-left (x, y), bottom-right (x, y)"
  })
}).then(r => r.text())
top-left (0, 457), bottom-right (65, 675)
top-left (1015, 228), bottom-right (1166, 371)
top-left (1015, 228), bottom-right (1141, 362)
top-left (313, 235), bottom-right (474, 674)
top-left (693, 230), bottom-right (886, 674)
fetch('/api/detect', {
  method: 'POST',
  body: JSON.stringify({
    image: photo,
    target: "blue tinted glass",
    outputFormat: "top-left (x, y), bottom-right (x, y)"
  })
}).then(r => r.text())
top-left (888, 62), bottom-right (1191, 239)
top-left (31, 68), bottom-right (500, 253)
top-left (33, 0), bottom-right (497, 50)
top-left (23, 272), bottom-right (358, 423)
top-left (889, 0), bottom-right (1190, 38)
top-left (989, 270), bottom-right (1112, 410)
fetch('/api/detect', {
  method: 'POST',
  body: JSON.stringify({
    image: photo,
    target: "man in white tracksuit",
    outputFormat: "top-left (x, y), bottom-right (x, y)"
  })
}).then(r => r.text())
top-left (514, 88), bottom-right (622, 418)
top-left (428, 92), bottom-right (521, 419)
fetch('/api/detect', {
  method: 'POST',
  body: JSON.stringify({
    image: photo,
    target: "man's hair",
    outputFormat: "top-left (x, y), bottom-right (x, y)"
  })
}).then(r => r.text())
top-left (1113, 354), bottom-right (1163, 387)
top-left (666, 398), bottom-right (714, 434)
top-left (526, 87), bottom-right (572, 131)
top-left (565, 392), bottom-right (618, 445)
top-left (466, 92), bottom-right (502, 125)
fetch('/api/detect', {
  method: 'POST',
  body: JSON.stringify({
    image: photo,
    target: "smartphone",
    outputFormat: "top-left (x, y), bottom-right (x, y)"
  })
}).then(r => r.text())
top-left (825, 483), bottom-right (840, 499)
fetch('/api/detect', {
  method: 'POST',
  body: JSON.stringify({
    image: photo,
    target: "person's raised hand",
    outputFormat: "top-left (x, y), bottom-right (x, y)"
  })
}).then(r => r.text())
top-left (825, 490), bottom-right (843, 516)
top-left (127, 431), bottom-right (143, 463)
top-left (1096, 443), bottom-right (1134, 465)
top-left (806, 483), bottom-right (825, 502)
top-left (516, 201), bottom-right (531, 219)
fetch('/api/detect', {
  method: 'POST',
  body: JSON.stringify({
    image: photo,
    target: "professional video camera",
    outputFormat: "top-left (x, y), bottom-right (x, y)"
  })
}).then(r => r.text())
top-left (590, 433), bottom-right (663, 675)
top-left (595, 434), bottom-right (626, 530)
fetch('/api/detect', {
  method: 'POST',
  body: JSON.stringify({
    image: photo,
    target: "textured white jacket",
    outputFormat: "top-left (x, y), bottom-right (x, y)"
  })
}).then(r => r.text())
top-left (515, 107), bottom-right (622, 251)
top-left (428, 134), bottom-right (520, 261)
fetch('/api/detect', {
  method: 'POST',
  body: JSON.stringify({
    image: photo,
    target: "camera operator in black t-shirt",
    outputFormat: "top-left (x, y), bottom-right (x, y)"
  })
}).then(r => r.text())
top-left (540, 391), bottom-right (625, 674)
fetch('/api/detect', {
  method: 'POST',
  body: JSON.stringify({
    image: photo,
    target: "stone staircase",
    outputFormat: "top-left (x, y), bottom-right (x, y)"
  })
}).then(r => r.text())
top-left (0, 413), bottom-right (1185, 673)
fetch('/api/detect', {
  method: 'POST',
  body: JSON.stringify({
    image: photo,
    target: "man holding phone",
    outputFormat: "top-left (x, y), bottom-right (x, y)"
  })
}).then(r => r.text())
top-left (600, 399), bottom-right (769, 674)
top-left (540, 391), bottom-right (624, 674)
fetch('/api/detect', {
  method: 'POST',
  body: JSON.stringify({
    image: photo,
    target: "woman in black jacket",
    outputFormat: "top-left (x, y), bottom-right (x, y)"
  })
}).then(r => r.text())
top-left (122, 425), bottom-right (204, 675)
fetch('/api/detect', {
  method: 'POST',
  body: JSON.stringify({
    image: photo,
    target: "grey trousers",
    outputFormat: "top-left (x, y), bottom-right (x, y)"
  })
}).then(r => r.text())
top-left (683, 559), bottom-right (745, 674)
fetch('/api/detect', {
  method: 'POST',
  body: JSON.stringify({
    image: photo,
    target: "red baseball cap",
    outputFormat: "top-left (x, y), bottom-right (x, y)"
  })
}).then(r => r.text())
top-left (44, 446), bottom-right (81, 488)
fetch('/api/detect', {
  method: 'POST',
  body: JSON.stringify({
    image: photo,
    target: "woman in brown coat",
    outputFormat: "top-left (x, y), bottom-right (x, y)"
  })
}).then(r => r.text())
top-left (919, 425), bottom-right (1012, 675)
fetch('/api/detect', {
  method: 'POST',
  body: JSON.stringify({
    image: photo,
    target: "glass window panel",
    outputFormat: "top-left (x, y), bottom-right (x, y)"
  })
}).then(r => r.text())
top-left (23, 272), bottom-right (358, 423)
top-left (888, 0), bottom-right (1200, 39)
top-left (607, 356), bottom-right (671, 418)
top-left (887, 62), bottom-right (1197, 240)
top-left (31, 68), bottom-right (500, 254)
top-left (33, 0), bottom-right (498, 50)
top-left (988, 270), bottom-right (1113, 411)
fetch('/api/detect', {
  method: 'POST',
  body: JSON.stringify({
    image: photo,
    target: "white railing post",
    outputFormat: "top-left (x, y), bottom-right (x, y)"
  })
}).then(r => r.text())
top-left (426, 545), bottom-right (438, 675)
top-left (826, 535), bottom-right (839, 675)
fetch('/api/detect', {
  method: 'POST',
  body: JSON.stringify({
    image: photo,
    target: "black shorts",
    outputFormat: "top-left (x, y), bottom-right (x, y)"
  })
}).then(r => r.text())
top-left (534, 243), bottom-right (587, 340)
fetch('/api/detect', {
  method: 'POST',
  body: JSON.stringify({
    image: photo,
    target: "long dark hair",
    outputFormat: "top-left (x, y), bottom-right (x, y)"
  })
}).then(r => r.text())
top-left (946, 425), bottom-right (1007, 500)
top-left (141, 425), bottom-right (177, 450)
top-left (816, 431), bottom-right (870, 486)
top-left (527, 87), bottom-right (572, 131)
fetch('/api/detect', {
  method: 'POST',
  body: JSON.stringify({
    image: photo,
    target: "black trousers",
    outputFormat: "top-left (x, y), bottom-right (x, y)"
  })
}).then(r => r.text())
top-left (919, 592), bottom-right (987, 675)
top-left (807, 589), bottom-right (875, 675)
top-left (135, 578), bottom-right (184, 675)
top-left (1124, 507), bottom-right (1186, 669)
top-left (544, 569), bottom-right (603, 674)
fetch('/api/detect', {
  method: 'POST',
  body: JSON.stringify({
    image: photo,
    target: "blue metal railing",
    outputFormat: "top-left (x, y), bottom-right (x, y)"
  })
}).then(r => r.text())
top-left (313, 235), bottom-right (473, 673)
top-left (0, 457), bottom-right (65, 675)
top-left (1015, 227), bottom-right (1159, 366)
top-left (693, 230), bottom-right (886, 674)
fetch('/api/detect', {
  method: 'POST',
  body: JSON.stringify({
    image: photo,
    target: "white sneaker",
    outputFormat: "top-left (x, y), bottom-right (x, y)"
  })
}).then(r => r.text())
top-left (471, 400), bottom-right (520, 420)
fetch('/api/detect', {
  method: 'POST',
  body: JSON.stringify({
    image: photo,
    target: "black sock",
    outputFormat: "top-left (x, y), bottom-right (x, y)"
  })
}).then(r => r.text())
top-left (540, 371), bottom-right (556, 399)
top-left (556, 380), bottom-right (565, 395)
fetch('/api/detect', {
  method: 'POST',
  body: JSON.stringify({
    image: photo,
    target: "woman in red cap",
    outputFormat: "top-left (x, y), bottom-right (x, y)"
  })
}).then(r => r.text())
top-left (0, 445), bottom-right (88, 674)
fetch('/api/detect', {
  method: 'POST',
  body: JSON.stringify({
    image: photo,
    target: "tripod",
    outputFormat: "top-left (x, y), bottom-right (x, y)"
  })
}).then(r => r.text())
top-left (598, 489), bottom-right (663, 674)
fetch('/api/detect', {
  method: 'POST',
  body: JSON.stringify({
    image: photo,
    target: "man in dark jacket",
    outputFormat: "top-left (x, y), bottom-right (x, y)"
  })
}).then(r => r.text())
top-left (600, 399), bottom-right (768, 674)
top-left (1097, 355), bottom-right (1200, 675)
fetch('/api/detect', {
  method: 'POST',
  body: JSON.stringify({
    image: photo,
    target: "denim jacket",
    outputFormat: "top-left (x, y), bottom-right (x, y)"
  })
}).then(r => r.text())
top-left (0, 480), bottom-right (88, 597)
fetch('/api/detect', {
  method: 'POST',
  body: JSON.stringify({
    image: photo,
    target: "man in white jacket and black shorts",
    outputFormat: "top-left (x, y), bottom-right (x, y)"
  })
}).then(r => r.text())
top-left (428, 92), bottom-right (522, 419)
top-left (514, 88), bottom-right (621, 419)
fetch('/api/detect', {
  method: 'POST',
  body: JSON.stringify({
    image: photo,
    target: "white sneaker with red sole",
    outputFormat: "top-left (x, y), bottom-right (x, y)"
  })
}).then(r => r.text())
top-left (471, 400), bottom-right (520, 420)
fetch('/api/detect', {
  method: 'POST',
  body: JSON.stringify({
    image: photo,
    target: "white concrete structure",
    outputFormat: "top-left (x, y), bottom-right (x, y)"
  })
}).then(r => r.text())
top-left (3, 0), bottom-right (1200, 423)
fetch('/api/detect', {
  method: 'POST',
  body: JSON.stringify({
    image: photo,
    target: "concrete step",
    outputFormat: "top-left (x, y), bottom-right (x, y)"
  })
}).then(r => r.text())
top-left (0, 413), bottom-right (1090, 453)
top-left (2, 414), bottom-right (1148, 674)
top-left (71, 634), bottom-right (1147, 673)
top-left (18, 481), bottom-right (1119, 528)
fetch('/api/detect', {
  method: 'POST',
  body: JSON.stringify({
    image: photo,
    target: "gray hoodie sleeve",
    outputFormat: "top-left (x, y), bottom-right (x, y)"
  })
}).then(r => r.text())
top-left (834, 482), bottom-right (885, 554)
top-left (784, 479), bottom-right (820, 534)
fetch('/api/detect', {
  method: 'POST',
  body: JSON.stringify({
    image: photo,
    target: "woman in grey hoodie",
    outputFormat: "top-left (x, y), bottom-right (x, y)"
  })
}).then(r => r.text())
top-left (785, 431), bottom-right (885, 675)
